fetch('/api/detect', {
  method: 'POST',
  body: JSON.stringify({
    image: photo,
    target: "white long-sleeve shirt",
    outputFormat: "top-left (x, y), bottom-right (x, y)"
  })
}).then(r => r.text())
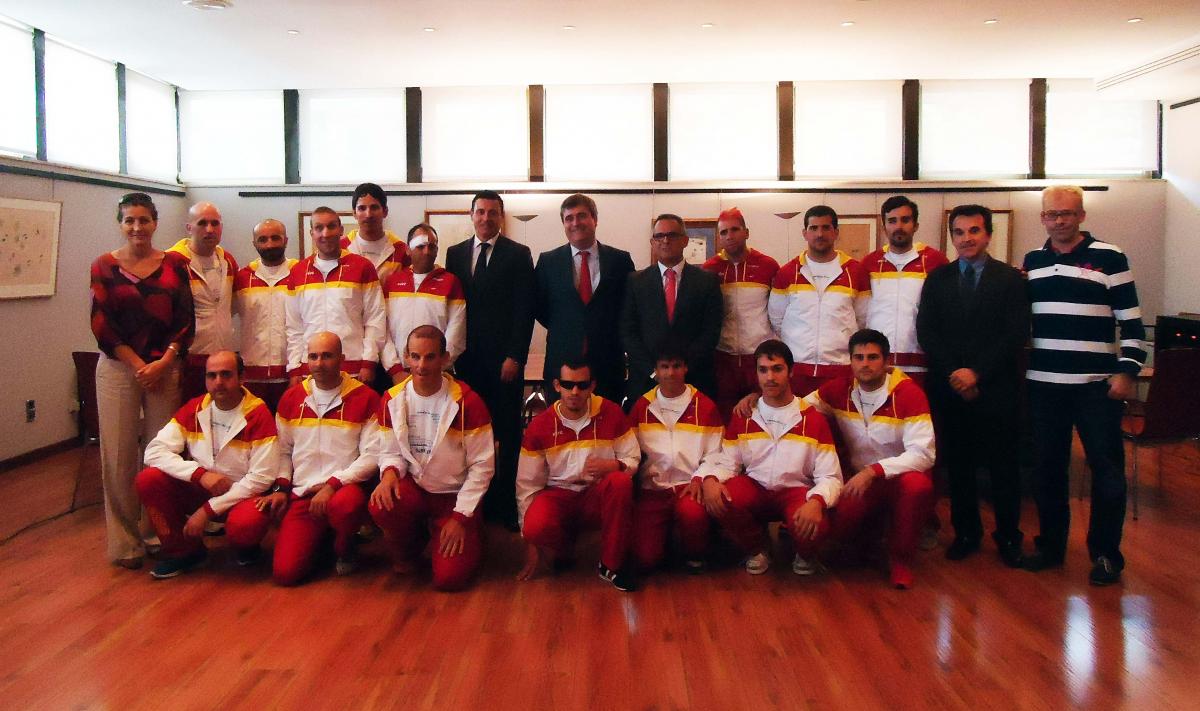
top-left (275, 377), bottom-right (380, 497)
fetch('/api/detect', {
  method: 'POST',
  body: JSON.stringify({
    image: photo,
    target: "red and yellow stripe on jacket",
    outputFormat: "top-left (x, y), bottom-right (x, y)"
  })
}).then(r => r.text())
top-left (380, 267), bottom-right (467, 375)
top-left (143, 388), bottom-right (280, 516)
top-left (234, 258), bottom-right (298, 381)
top-left (701, 248), bottom-right (780, 356)
top-left (803, 370), bottom-right (935, 477)
top-left (707, 398), bottom-right (842, 507)
top-left (861, 243), bottom-right (949, 371)
top-left (275, 376), bottom-right (380, 497)
top-left (628, 385), bottom-right (724, 490)
top-left (378, 374), bottom-right (494, 519)
top-left (341, 230), bottom-right (411, 284)
top-left (167, 238), bottom-right (238, 361)
top-left (284, 252), bottom-right (386, 377)
top-left (516, 395), bottom-right (641, 525)
top-left (768, 250), bottom-right (869, 372)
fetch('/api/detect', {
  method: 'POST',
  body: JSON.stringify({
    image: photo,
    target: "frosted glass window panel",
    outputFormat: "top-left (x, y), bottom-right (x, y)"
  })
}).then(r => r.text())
top-left (45, 40), bottom-right (118, 172)
top-left (300, 89), bottom-right (406, 182)
top-left (126, 71), bottom-right (178, 182)
top-left (920, 80), bottom-right (1030, 177)
top-left (1046, 79), bottom-right (1158, 175)
top-left (670, 83), bottom-right (777, 181)
top-left (179, 90), bottom-right (283, 184)
top-left (544, 84), bottom-right (653, 182)
top-left (0, 22), bottom-right (35, 156)
top-left (422, 86), bottom-right (529, 181)
top-left (794, 81), bottom-right (902, 178)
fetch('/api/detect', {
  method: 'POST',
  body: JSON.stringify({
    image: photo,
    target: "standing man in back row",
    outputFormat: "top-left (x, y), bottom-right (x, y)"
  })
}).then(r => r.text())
top-left (446, 190), bottom-right (535, 529)
top-left (235, 218), bottom-right (297, 411)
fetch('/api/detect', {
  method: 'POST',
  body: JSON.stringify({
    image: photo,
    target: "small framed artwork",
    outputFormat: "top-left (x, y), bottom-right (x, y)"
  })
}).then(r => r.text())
top-left (648, 218), bottom-right (717, 264)
top-left (941, 209), bottom-right (1013, 264)
top-left (297, 211), bottom-right (357, 259)
top-left (425, 211), bottom-right (476, 246)
top-left (0, 197), bottom-right (62, 299)
top-left (836, 215), bottom-right (880, 262)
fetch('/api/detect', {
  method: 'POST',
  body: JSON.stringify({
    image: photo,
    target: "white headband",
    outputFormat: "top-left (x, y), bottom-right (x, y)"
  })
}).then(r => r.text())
top-left (409, 234), bottom-right (430, 249)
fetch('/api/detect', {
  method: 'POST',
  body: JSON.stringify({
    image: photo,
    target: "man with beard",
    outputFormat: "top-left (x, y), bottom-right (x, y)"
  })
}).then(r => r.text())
top-left (234, 219), bottom-right (297, 410)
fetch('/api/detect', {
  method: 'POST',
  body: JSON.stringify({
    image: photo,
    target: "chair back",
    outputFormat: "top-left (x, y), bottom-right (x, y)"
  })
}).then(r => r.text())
top-left (72, 351), bottom-right (100, 443)
top-left (1141, 348), bottom-right (1200, 441)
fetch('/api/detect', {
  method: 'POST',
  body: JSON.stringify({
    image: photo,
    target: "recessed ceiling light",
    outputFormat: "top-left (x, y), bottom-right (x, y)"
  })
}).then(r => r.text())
top-left (1127, 17), bottom-right (1143, 23)
top-left (182, 0), bottom-right (232, 9)
top-left (562, 25), bottom-right (576, 30)
top-left (700, 22), bottom-right (714, 29)
top-left (841, 21), bottom-right (855, 27)
top-left (422, 27), bottom-right (436, 32)
top-left (286, 29), bottom-right (300, 35)
top-left (984, 18), bottom-right (998, 25)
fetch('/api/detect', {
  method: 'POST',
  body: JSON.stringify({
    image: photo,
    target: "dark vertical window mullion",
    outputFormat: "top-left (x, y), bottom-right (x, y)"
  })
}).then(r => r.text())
top-left (901, 79), bottom-right (920, 180)
top-left (116, 62), bottom-right (128, 175)
top-left (653, 83), bottom-right (669, 182)
top-left (528, 84), bottom-right (544, 182)
top-left (406, 87), bottom-right (422, 184)
top-left (174, 86), bottom-right (182, 183)
top-left (778, 81), bottom-right (795, 181)
top-left (283, 89), bottom-right (300, 184)
top-left (1029, 78), bottom-right (1047, 179)
top-left (32, 29), bottom-right (46, 161)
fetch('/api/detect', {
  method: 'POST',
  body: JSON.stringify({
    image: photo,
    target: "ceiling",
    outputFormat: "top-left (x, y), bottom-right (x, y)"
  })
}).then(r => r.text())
top-left (2, 0), bottom-right (1199, 95)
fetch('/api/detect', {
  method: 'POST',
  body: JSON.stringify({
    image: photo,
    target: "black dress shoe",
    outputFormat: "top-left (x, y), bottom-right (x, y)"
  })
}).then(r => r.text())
top-left (945, 537), bottom-right (981, 561)
top-left (1088, 556), bottom-right (1122, 586)
top-left (997, 540), bottom-right (1024, 568)
top-left (1020, 549), bottom-right (1065, 572)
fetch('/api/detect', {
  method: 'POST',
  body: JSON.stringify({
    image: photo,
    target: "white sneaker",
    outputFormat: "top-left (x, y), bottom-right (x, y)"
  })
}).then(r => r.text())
top-left (745, 552), bottom-right (770, 575)
top-left (792, 554), bottom-right (817, 576)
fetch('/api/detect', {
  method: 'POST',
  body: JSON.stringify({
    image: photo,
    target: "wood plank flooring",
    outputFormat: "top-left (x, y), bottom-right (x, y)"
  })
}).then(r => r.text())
top-left (1, 443), bottom-right (1198, 710)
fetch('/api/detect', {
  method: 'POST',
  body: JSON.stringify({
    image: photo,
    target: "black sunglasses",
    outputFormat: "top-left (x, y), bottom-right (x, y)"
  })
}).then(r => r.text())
top-left (557, 378), bottom-right (593, 391)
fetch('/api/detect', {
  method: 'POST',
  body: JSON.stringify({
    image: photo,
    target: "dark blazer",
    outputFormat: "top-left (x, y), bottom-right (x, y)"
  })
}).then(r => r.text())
top-left (916, 256), bottom-right (1030, 410)
top-left (446, 235), bottom-right (536, 376)
top-left (620, 262), bottom-right (723, 402)
top-left (535, 242), bottom-right (635, 401)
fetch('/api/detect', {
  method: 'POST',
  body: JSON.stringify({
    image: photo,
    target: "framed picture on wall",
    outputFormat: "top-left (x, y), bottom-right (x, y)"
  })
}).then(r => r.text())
top-left (425, 210), bottom-right (476, 246)
top-left (297, 211), bottom-right (357, 259)
top-left (648, 218), bottom-right (717, 264)
top-left (836, 215), bottom-right (880, 262)
top-left (940, 209), bottom-right (1013, 264)
top-left (0, 197), bottom-right (62, 299)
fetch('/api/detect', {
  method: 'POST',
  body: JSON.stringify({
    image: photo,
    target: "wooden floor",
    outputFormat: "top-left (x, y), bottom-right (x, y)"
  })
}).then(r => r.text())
top-left (1, 444), bottom-right (1199, 710)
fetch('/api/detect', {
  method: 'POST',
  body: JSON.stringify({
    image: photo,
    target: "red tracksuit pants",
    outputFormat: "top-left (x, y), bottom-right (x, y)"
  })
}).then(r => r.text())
top-left (831, 470), bottom-right (933, 563)
top-left (789, 364), bottom-right (851, 400)
top-left (273, 485), bottom-right (366, 586)
top-left (522, 470), bottom-right (633, 571)
top-left (630, 485), bottom-right (711, 572)
top-left (135, 467), bottom-right (271, 558)
top-left (714, 351), bottom-right (760, 420)
top-left (369, 476), bottom-right (482, 592)
top-left (717, 475), bottom-right (831, 557)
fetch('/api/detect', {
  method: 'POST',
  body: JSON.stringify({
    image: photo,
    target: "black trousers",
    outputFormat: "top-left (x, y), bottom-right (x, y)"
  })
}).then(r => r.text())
top-left (457, 358), bottom-right (523, 526)
top-left (1028, 380), bottom-right (1127, 568)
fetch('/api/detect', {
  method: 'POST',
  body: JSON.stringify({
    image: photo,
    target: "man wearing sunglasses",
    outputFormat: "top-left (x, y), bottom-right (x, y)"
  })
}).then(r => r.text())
top-left (516, 359), bottom-right (641, 591)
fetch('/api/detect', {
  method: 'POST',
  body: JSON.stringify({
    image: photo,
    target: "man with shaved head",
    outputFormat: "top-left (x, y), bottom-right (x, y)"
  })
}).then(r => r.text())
top-left (169, 202), bottom-right (239, 400)
top-left (137, 351), bottom-right (282, 579)
top-left (273, 331), bottom-right (381, 585)
top-left (234, 218), bottom-right (297, 411)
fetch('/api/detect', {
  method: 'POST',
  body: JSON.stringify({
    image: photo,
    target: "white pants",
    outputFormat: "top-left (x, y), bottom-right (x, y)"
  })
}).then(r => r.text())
top-left (95, 355), bottom-right (180, 562)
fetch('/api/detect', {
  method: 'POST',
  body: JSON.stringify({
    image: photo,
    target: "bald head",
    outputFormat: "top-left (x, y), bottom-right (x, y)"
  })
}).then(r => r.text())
top-left (205, 350), bottom-right (244, 410)
top-left (186, 202), bottom-right (223, 256)
top-left (309, 331), bottom-right (343, 356)
top-left (306, 331), bottom-right (345, 389)
top-left (252, 218), bottom-right (288, 266)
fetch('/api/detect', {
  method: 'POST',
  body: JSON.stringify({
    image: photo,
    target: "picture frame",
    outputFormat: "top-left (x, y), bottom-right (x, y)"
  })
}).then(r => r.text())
top-left (424, 210), bottom-right (476, 246)
top-left (835, 215), bottom-right (880, 262)
top-left (0, 197), bottom-right (62, 299)
top-left (648, 217), bottom-right (717, 264)
top-left (940, 209), bottom-right (1013, 264)
top-left (297, 211), bottom-right (357, 259)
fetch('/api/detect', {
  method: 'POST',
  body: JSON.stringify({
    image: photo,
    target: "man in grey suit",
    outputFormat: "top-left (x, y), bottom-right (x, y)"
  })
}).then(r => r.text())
top-left (620, 213), bottom-right (723, 406)
top-left (445, 190), bottom-right (535, 529)
top-left (535, 194), bottom-right (635, 404)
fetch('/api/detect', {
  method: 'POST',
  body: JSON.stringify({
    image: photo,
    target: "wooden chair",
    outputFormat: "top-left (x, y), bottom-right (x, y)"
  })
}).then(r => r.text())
top-left (1122, 348), bottom-right (1200, 519)
top-left (71, 351), bottom-right (100, 444)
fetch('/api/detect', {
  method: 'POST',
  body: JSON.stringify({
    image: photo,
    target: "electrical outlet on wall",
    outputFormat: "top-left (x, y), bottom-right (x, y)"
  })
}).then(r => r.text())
top-left (25, 400), bottom-right (35, 423)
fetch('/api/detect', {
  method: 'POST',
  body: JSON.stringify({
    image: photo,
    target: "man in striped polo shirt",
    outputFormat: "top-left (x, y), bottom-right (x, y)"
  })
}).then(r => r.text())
top-left (1021, 185), bottom-right (1147, 586)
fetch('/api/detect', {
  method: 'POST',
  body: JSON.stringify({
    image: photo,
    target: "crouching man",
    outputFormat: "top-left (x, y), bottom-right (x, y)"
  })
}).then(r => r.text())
top-left (369, 325), bottom-right (495, 591)
top-left (137, 351), bottom-right (283, 578)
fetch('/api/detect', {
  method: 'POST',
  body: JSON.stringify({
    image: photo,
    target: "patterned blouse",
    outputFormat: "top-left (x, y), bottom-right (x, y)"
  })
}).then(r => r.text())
top-left (90, 250), bottom-right (195, 362)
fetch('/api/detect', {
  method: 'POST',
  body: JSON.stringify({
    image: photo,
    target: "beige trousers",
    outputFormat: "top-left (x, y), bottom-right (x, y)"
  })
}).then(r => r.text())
top-left (95, 355), bottom-right (181, 563)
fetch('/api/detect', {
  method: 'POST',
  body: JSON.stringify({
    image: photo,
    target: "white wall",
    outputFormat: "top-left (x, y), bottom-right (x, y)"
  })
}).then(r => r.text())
top-left (1164, 102), bottom-right (1200, 315)
top-left (0, 166), bottom-right (188, 461)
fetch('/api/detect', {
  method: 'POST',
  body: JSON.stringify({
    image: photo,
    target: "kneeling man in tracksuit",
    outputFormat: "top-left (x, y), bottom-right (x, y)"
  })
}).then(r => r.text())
top-left (627, 341), bottom-right (725, 573)
top-left (369, 325), bottom-right (495, 591)
top-left (516, 358), bottom-right (641, 591)
top-left (137, 350), bottom-right (283, 578)
top-left (273, 331), bottom-right (380, 585)
top-left (803, 329), bottom-right (935, 589)
top-left (703, 339), bottom-right (842, 576)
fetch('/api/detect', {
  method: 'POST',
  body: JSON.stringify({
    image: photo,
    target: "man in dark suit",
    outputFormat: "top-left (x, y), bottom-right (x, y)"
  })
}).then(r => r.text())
top-left (621, 213), bottom-right (723, 406)
top-left (446, 190), bottom-right (535, 528)
top-left (535, 194), bottom-right (635, 404)
top-left (917, 204), bottom-right (1029, 568)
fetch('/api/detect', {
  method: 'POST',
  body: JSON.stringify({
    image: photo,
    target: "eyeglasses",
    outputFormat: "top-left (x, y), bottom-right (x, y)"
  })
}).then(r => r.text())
top-left (557, 378), bottom-right (593, 391)
top-left (651, 232), bottom-right (686, 242)
top-left (1041, 210), bottom-right (1079, 220)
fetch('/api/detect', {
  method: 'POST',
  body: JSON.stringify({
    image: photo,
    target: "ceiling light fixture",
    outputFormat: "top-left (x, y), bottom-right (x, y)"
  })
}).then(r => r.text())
top-left (984, 19), bottom-right (998, 25)
top-left (701, 23), bottom-right (714, 29)
top-left (182, 0), bottom-right (232, 9)
top-left (1127, 17), bottom-right (1143, 24)
top-left (562, 25), bottom-right (576, 30)
top-left (841, 21), bottom-right (855, 27)
top-left (287, 29), bottom-right (300, 35)
top-left (422, 27), bottom-right (436, 32)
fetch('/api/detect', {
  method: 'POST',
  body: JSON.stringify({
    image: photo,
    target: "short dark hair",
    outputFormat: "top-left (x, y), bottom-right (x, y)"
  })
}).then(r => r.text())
top-left (754, 339), bottom-right (794, 370)
top-left (880, 195), bottom-right (918, 223)
top-left (352, 182), bottom-right (387, 212)
top-left (117, 192), bottom-right (157, 222)
top-left (653, 338), bottom-right (689, 366)
top-left (471, 190), bottom-right (504, 213)
top-left (406, 324), bottom-right (447, 354)
top-left (406, 223), bottom-right (438, 241)
top-left (804, 205), bottom-right (838, 229)
top-left (948, 204), bottom-right (993, 236)
top-left (559, 357), bottom-right (592, 379)
top-left (849, 329), bottom-right (891, 359)
top-left (560, 193), bottom-right (597, 221)
top-left (652, 213), bottom-right (685, 234)
top-left (311, 206), bottom-right (341, 224)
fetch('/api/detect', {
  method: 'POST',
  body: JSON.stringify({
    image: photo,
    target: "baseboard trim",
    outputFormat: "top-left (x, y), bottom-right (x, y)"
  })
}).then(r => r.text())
top-left (0, 439), bottom-right (82, 473)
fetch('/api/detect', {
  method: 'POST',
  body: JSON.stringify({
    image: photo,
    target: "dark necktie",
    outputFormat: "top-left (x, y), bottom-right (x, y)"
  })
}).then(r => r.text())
top-left (474, 242), bottom-right (490, 283)
top-left (961, 264), bottom-right (977, 299)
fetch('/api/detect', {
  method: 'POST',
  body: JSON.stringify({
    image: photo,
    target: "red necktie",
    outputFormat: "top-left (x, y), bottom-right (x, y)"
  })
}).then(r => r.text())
top-left (578, 250), bottom-right (592, 305)
top-left (664, 267), bottom-right (677, 322)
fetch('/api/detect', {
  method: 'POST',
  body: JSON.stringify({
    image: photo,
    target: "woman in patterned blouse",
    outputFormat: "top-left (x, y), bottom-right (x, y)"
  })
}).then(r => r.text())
top-left (90, 192), bottom-right (194, 569)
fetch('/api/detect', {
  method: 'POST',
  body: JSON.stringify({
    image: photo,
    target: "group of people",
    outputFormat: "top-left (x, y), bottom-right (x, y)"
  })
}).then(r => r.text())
top-left (89, 182), bottom-right (1144, 592)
